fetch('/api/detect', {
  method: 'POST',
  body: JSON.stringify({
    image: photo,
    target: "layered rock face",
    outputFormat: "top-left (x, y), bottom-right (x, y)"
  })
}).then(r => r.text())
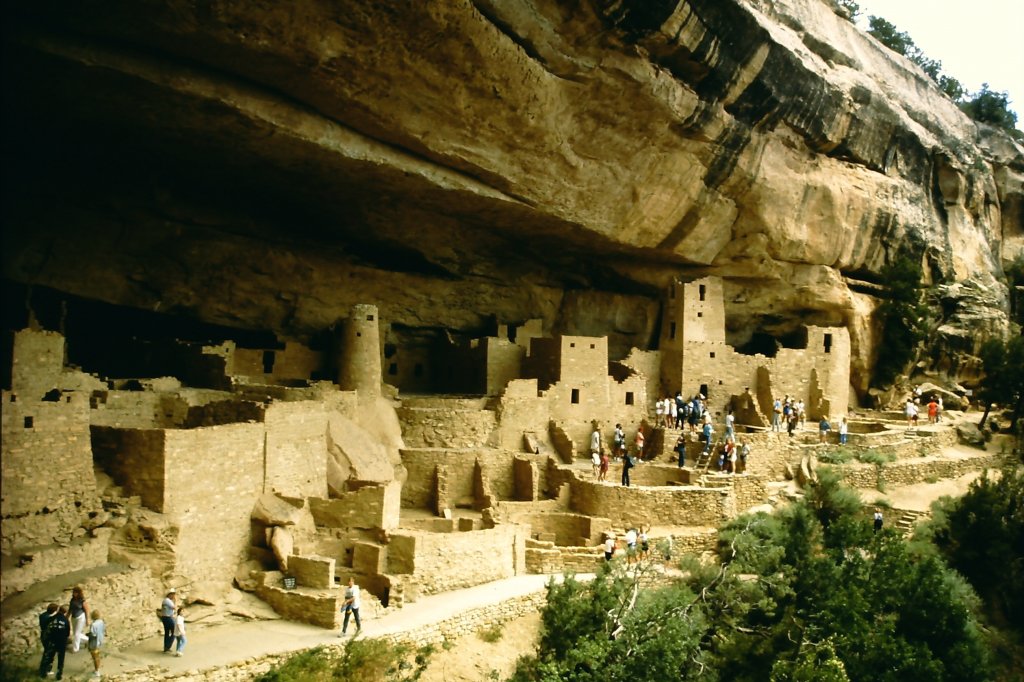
top-left (2, 0), bottom-right (1021, 394)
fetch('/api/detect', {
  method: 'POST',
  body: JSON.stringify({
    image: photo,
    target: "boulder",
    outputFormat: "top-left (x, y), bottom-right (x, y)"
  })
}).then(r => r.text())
top-left (251, 493), bottom-right (304, 526)
top-left (187, 580), bottom-right (234, 606)
top-left (956, 422), bottom-right (986, 449)
top-left (915, 383), bottom-right (966, 410)
top-left (269, 527), bottom-right (293, 572)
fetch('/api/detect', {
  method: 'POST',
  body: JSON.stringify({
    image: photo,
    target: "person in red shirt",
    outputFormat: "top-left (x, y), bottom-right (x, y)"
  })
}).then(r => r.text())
top-left (927, 398), bottom-right (938, 424)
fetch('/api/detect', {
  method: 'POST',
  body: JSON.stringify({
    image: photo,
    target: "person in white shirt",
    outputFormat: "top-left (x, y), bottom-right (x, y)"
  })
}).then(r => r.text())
top-left (604, 535), bottom-right (616, 561)
top-left (341, 577), bottom-right (362, 636)
top-left (173, 608), bottom-right (186, 657)
top-left (590, 427), bottom-right (601, 477)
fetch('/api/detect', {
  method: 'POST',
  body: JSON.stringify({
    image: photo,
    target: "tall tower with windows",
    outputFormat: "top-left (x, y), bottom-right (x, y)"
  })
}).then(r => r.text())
top-left (337, 304), bottom-right (382, 396)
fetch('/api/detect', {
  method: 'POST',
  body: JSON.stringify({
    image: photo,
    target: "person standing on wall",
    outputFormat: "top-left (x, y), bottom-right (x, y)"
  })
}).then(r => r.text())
top-left (68, 586), bottom-right (90, 653)
top-left (590, 424), bottom-right (602, 478)
top-left (160, 589), bottom-right (177, 653)
top-left (39, 605), bottom-right (70, 679)
top-left (613, 423), bottom-right (626, 462)
top-left (341, 577), bottom-right (362, 636)
top-left (621, 448), bottom-right (635, 487)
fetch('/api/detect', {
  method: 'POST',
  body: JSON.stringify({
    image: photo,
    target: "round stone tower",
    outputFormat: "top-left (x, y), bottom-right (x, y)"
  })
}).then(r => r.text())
top-left (337, 304), bottom-right (382, 396)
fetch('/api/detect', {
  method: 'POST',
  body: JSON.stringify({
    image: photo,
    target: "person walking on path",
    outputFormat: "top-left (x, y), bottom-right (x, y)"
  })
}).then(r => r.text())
top-left (341, 577), bottom-right (362, 636)
top-left (634, 427), bottom-right (645, 461)
top-left (590, 425), bottom-right (602, 478)
top-left (69, 585), bottom-right (90, 652)
top-left (39, 605), bottom-right (71, 679)
top-left (174, 607), bottom-right (187, 656)
top-left (772, 397), bottom-right (782, 432)
top-left (88, 609), bottom-right (106, 677)
top-left (160, 589), bottom-right (177, 653)
top-left (674, 433), bottom-right (687, 468)
top-left (839, 417), bottom-right (849, 445)
top-left (927, 398), bottom-right (938, 424)
top-left (724, 410), bottom-right (735, 441)
top-left (598, 449), bottom-right (610, 482)
top-left (873, 509), bottom-right (884, 533)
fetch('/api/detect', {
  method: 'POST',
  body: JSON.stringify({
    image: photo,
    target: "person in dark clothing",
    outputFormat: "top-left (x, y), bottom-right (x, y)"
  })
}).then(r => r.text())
top-left (39, 605), bottom-right (71, 679)
top-left (621, 452), bottom-right (634, 487)
top-left (38, 603), bottom-right (58, 644)
top-left (674, 434), bottom-right (687, 468)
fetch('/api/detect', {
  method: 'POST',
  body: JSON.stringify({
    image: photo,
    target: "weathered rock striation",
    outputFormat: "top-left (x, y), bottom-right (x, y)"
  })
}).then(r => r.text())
top-left (2, 0), bottom-right (1021, 395)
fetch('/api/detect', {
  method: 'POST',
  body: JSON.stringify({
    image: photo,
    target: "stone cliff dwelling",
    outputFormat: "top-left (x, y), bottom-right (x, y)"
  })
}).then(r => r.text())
top-left (1, 0), bottom-right (1020, 673)
top-left (2, 276), bottom-right (886, 657)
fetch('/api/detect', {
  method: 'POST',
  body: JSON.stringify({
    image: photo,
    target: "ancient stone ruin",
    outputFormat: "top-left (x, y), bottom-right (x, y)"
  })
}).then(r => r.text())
top-left (2, 276), bottom-right (1001, 662)
top-left (1, 0), bottom-right (1020, 673)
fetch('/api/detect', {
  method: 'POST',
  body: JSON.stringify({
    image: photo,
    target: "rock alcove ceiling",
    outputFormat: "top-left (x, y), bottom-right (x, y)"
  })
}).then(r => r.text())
top-left (2, 0), bottom-right (1022, 397)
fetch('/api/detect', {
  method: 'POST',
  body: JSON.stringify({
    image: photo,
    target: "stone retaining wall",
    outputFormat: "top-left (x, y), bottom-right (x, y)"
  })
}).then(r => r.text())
top-left (832, 452), bottom-right (1004, 489)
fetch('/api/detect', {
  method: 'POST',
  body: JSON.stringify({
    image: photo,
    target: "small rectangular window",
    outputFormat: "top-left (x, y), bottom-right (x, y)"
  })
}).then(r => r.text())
top-left (262, 350), bottom-right (275, 374)
top-left (625, 392), bottom-right (634, 406)
top-left (590, 343), bottom-right (595, 349)
top-left (699, 284), bottom-right (706, 301)
top-left (697, 312), bottom-right (703, 318)
top-left (24, 416), bottom-right (33, 428)
top-left (356, 332), bottom-right (362, 337)
top-left (367, 314), bottom-right (375, 321)
top-left (388, 363), bottom-right (398, 376)
top-left (570, 342), bottom-right (576, 348)
top-left (824, 333), bottom-right (833, 354)
top-left (710, 352), bottom-right (716, 358)
top-left (571, 388), bottom-right (580, 404)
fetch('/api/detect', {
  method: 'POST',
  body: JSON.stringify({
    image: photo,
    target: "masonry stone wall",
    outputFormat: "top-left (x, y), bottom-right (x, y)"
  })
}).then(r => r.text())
top-left (231, 341), bottom-right (324, 382)
top-left (400, 448), bottom-right (549, 510)
top-left (256, 571), bottom-right (341, 628)
top-left (91, 426), bottom-right (167, 510)
top-left (397, 399), bottom-right (498, 448)
top-left (310, 482), bottom-right (401, 530)
top-left (287, 555), bottom-right (336, 589)
top-left (832, 452), bottom-right (1004, 489)
top-left (90, 390), bottom-right (184, 428)
top-left (509, 511), bottom-right (610, 546)
top-left (2, 391), bottom-right (97, 517)
top-left (0, 564), bottom-right (159, 658)
top-left (387, 525), bottom-right (526, 596)
top-left (264, 401), bottom-right (329, 498)
top-left (163, 423), bottom-right (265, 583)
top-left (0, 534), bottom-right (110, 600)
top-left (496, 379), bottom-right (552, 451)
top-left (10, 329), bottom-right (65, 399)
top-left (570, 479), bottom-right (731, 527)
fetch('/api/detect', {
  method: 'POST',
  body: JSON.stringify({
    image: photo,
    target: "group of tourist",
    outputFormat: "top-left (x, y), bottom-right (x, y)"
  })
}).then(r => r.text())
top-left (38, 586), bottom-right (106, 679)
top-left (159, 589), bottom-right (188, 657)
top-left (905, 392), bottom-right (943, 428)
top-left (603, 525), bottom-right (656, 563)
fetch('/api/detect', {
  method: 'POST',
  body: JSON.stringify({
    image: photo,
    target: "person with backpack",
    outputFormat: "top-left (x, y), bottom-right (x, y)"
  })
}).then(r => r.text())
top-left (39, 605), bottom-right (71, 679)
